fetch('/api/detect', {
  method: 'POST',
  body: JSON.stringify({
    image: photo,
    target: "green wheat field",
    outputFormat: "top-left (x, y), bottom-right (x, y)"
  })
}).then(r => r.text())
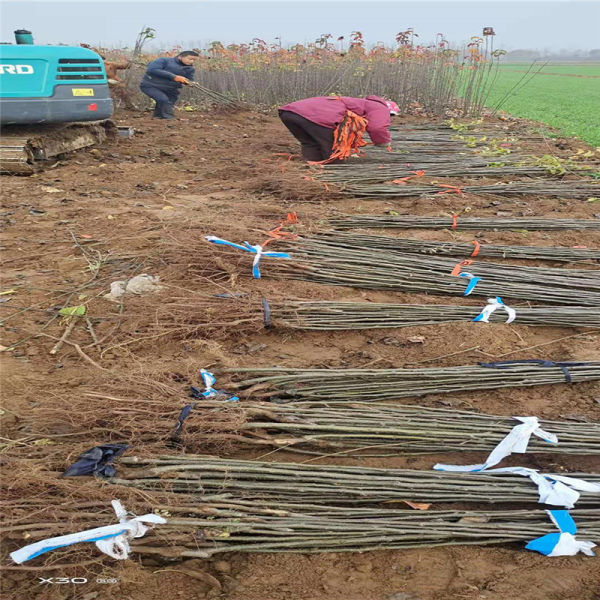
top-left (485, 63), bottom-right (600, 146)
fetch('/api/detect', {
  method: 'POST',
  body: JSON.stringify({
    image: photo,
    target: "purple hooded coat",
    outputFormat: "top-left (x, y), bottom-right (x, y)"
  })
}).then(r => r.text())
top-left (279, 95), bottom-right (392, 145)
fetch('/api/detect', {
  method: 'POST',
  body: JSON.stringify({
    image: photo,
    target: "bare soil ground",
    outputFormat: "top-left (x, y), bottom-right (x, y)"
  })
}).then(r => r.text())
top-left (1, 108), bottom-right (599, 600)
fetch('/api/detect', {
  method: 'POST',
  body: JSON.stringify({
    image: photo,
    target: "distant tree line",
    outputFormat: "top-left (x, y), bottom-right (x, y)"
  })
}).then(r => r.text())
top-left (504, 48), bottom-right (600, 62)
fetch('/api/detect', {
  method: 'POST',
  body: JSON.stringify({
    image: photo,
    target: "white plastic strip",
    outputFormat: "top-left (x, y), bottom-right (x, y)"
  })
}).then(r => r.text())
top-left (434, 416), bottom-right (557, 472)
top-left (10, 500), bottom-right (166, 564)
top-left (546, 533), bottom-right (596, 557)
top-left (200, 368), bottom-right (218, 397)
top-left (484, 467), bottom-right (600, 508)
top-left (473, 296), bottom-right (516, 324)
top-left (526, 509), bottom-right (596, 556)
top-left (458, 272), bottom-right (481, 296)
top-left (205, 236), bottom-right (290, 279)
top-left (199, 368), bottom-right (239, 402)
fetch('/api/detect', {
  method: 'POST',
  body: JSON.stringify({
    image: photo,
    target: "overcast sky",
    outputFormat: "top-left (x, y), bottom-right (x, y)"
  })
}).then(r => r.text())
top-left (1, 0), bottom-right (599, 51)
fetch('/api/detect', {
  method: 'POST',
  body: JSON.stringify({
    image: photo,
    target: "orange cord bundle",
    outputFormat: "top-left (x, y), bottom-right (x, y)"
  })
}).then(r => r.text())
top-left (450, 259), bottom-right (474, 276)
top-left (262, 212), bottom-right (300, 247)
top-left (436, 184), bottom-right (464, 195)
top-left (391, 170), bottom-right (426, 185)
top-left (309, 110), bottom-right (369, 165)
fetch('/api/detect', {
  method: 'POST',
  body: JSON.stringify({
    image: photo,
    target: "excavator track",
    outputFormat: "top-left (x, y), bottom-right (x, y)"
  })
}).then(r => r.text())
top-left (0, 120), bottom-right (116, 174)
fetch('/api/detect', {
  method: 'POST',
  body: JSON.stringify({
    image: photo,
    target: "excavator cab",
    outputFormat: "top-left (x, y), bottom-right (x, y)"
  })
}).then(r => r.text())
top-left (0, 30), bottom-right (115, 173)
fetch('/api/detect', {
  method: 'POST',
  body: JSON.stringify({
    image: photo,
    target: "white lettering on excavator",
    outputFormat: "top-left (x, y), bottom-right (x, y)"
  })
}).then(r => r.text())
top-left (0, 64), bottom-right (34, 74)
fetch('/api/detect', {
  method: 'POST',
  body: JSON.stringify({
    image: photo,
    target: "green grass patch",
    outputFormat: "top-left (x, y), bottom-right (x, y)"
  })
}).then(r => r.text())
top-left (482, 68), bottom-right (600, 146)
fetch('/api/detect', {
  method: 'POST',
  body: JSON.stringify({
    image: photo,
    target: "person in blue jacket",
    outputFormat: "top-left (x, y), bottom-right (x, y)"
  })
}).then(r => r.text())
top-left (140, 51), bottom-right (199, 119)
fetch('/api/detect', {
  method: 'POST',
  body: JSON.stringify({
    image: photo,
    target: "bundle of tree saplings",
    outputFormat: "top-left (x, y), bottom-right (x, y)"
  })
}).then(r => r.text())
top-left (130, 505), bottom-right (600, 557)
top-left (266, 300), bottom-right (600, 329)
top-left (340, 181), bottom-right (600, 199)
top-left (253, 239), bottom-right (600, 305)
top-left (387, 125), bottom-right (545, 142)
top-left (317, 164), bottom-right (550, 184)
top-left (113, 456), bottom-right (600, 506)
top-left (89, 295), bottom-right (599, 350)
top-left (315, 232), bottom-right (600, 262)
top-left (383, 131), bottom-right (514, 150)
top-left (388, 128), bottom-right (504, 140)
top-left (352, 151), bottom-right (528, 164)
top-left (6, 490), bottom-right (599, 559)
top-left (226, 362), bottom-right (600, 401)
top-left (329, 215), bottom-right (600, 231)
top-left (320, 157), bottom-right (489, 174)
top-left (165, 401), bottom-right (600, 457)
top-left (289, 237), bottom-right (599, 287)
top-left (3, 455), bottom-right (599, 562)
top-left (29, 397), bottom-right (600, 458)
top-left (353, 149), bottom-right (527, 165)
top-left (185, 81), bottom-right (242, 108)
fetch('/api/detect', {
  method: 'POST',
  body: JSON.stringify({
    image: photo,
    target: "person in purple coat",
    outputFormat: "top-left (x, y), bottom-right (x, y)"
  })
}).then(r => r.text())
top-left (279, 95), bottom-right (399, 161)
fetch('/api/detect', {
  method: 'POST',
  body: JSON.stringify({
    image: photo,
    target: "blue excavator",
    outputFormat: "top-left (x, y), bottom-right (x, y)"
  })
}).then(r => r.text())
top-left (0, 30), bottom-right (115, 173)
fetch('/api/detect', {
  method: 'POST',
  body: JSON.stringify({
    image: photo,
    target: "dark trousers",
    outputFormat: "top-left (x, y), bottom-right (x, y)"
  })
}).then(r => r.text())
top-left (140, 84), bottom-right (180, 119)
top-left (279, 110), bottom-right (334, 161)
